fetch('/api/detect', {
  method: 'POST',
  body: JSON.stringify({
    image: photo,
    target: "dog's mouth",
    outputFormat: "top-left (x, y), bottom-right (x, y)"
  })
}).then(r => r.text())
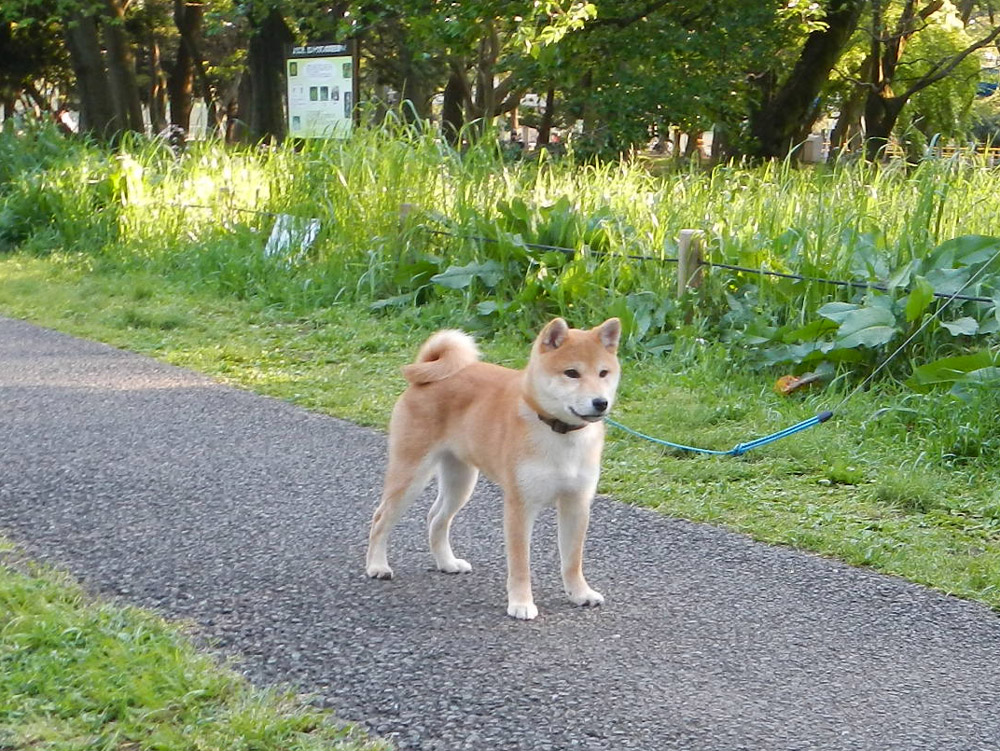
top-left (570, 408), bottom-right (607, 423)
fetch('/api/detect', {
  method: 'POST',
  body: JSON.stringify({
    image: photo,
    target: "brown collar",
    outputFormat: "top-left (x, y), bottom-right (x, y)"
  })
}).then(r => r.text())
top-left (537, 412), bottom-right (587, 434)
top-left (522, 392), bottom-right (587, 434)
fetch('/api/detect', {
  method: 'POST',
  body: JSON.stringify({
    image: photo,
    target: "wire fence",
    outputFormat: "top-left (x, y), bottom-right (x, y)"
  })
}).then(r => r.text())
top-left (157, 201), bottom-right (996, 306)
top-left (423, 227), bottom-right (996, 305)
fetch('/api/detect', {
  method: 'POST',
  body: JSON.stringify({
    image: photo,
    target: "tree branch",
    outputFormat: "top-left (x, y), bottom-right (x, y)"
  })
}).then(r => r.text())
top-left (586, 0), bottom-right (709, 30)
top-left (898, 22), bottom-right (1000, 101)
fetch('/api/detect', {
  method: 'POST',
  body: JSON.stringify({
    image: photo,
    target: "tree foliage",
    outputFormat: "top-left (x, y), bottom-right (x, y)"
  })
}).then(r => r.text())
top-left (0, 0), bottom-right (997, 157)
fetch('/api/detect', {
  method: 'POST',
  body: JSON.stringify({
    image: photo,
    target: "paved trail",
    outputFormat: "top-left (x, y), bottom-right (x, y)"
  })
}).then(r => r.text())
top-left (2, 316), bottom-right (999, 751)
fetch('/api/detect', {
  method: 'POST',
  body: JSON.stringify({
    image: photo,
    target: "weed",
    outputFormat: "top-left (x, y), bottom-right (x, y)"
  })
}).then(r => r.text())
top-left (824, 460), bottom-right (866, 486)
top-left (118, 307), bottom-right (189, 331)
top-left (873, 468), bottom-right (942, 513)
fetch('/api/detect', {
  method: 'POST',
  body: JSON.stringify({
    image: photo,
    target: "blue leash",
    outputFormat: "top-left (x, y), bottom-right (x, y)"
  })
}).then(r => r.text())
top-left (605, 411), bottom-right (833, 456)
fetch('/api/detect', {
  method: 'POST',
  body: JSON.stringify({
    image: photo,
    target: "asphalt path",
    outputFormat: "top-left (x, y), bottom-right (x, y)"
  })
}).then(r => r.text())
top-left (2, 315), bottom-right (1000, 751)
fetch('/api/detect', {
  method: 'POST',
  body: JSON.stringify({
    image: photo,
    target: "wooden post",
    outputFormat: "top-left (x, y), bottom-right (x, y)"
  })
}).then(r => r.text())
top-left (677, 229), bottom-right (704, 299)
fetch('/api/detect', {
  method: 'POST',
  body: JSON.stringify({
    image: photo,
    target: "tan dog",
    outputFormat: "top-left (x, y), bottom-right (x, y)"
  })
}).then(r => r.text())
top-left (365, 317), bottom-right (622, 619)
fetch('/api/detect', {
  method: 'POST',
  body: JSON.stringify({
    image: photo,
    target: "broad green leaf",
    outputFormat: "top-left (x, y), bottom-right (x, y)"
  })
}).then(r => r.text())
top-left (497, 198), bottom-right (531, 232)
top-left (940, 317), bottom-right (978, 336)
top-left (980, 317), bottom-right (1000, 335)
top-left (741, 320), bottom-right (779, 346)
top-left (904, 275), bottom-right (935, 322)
top-left (820, 347), bottom-right (867, 364)
top-left (907, 351), bottom-right (1000, 391)
top-left (758, 342), bottom-right (823, 367)
top-left (886, 259), bottom-right (918, 293)
top-left (540, 250), bottom-right (570, 267)
top-left (818, 301), bottom-right (860, 324)
top-left (923, 235), bottom-right (1000, 270)
top-left (925, 266), bottom-right (971, 295)
top-left (981, 302), bottom-right (1000, 334)
top-left (835, 306), bottom-right (898, 349)
top-left (431, 260), bottom-right (504, 290)
top-left (393, 259), bottom-right (440, 288)
top-left (958, 367), bottom-right (1000, 385)
top-left (370, 292), bottom-right (414, 311)
top-left (779, 317), bottom-right (839, 343)
top-left (849, 239), bottom-right (889, 281)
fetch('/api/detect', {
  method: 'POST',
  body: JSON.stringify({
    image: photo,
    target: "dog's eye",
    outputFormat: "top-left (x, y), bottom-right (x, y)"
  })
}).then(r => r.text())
top-left (599, 369), bottom-right (609, 378)
top-left (564, 369), bottom-right (581, 379)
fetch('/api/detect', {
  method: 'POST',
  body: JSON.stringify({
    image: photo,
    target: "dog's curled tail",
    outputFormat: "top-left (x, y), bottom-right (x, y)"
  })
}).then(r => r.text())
top-left (402, 330), bottom-right (480, 385)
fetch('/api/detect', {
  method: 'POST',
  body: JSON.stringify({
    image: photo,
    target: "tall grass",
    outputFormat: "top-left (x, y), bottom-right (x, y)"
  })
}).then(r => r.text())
top-left (2, 119), bottom-right (999, 350)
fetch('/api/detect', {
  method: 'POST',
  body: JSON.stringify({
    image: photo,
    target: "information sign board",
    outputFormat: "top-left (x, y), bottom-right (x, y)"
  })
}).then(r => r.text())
top-left (286, 42), bottom-right (359, 139)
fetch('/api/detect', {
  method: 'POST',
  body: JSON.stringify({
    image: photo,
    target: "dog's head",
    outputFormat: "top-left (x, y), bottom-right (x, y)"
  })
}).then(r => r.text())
top-left (526, 317), bottom-right (621, 427)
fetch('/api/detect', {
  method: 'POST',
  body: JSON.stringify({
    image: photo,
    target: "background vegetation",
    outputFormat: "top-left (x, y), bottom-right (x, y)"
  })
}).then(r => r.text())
top-left (2, 1), bottom-right (999, 158)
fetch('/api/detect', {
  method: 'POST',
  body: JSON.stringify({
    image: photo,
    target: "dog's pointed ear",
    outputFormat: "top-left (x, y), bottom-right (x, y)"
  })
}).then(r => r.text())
top-left (596, 318), bottom-right (621, 353)
top-left (539, 318), bottom-right (569, 351)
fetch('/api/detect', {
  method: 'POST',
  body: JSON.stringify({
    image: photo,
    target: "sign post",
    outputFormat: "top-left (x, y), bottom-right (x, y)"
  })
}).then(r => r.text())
top-left (285, 41), bottom-right (359, 139)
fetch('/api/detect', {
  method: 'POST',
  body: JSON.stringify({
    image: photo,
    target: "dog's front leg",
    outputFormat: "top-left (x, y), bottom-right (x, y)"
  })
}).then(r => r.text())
top-left (557, 492), bottom-right (604, 607)
top-left (504, 492), bottom-right (540, 620)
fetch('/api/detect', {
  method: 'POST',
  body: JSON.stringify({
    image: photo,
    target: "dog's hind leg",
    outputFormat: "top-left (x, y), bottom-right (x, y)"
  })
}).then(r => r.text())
top-left (366, 445), bottom-right (437, 580)
top-left (428, 452), bottom-right (478, 574)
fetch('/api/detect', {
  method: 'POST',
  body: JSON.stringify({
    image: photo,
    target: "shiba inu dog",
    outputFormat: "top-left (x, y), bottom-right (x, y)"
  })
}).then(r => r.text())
top-left (365, 317), bottom-right (622, 620)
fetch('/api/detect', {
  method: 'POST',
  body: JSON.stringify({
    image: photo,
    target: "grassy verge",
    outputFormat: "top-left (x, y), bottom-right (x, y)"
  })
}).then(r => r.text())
top-left (2, 253), bottom-right (999, 614)
top-left (0, 540), bottom-right (387, 750)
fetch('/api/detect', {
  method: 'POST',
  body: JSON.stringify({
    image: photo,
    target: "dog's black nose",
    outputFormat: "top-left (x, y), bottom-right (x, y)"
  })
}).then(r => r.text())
top-left (592, 397), bottom-right (609, 413)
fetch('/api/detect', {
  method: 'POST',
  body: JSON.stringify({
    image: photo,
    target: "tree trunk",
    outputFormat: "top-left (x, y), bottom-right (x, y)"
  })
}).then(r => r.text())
top-left (748, 0), bottom-right (864, 159)
top-left (830, 83), bottom-right (865, 154)
top-left (240, 6), bottom-right (293, 143)
top-left (168, 0), bottom-right (202, 134)
top-left (24, 82), bottom-right (49, 116)
top-left (441, 68), bottom-right (464, 145)
top-left (711, 124), bottom-right (730, 163)
top-left (579, 68), bottom-right (597, 144)
top-left (64, 11), bottom-right (117, 137)
top-left (396, 33), bottom-right (431, 122)
top-left (102, 0), bottom-right (145, 135)
top-left (228, 73), bottom-right (249, 142)
top-left (536, 85), bottom-right (556, 146)
top-left (149, 38), bottom-right (168, 134)
top-left (400, 70), bottom-right (430, 122)
top-left (864, 94), bottom-right (906, 161)
top-left (472, 23), bottom-right (499, 123)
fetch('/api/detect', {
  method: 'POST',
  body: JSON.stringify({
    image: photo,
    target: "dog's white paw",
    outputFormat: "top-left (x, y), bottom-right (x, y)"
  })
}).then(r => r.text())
top-left (436, 557), bottom-right (472, 574)
top-left (366, 564), bottom-right (394, 580)
top-left (568, 587), bottom-right (604, 607)
top-left (507, 601), bottom-right (539, 620)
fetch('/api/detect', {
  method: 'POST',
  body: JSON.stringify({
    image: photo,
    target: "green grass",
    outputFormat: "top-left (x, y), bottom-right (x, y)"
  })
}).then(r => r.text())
top-left (0, 541), bottom-right (387, 751)
top-left (2, 254), bottom-right (998, 613)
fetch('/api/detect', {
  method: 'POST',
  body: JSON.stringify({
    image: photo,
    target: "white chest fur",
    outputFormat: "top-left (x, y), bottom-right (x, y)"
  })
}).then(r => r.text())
top-left (514, 419), bottom-right (603, 506)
